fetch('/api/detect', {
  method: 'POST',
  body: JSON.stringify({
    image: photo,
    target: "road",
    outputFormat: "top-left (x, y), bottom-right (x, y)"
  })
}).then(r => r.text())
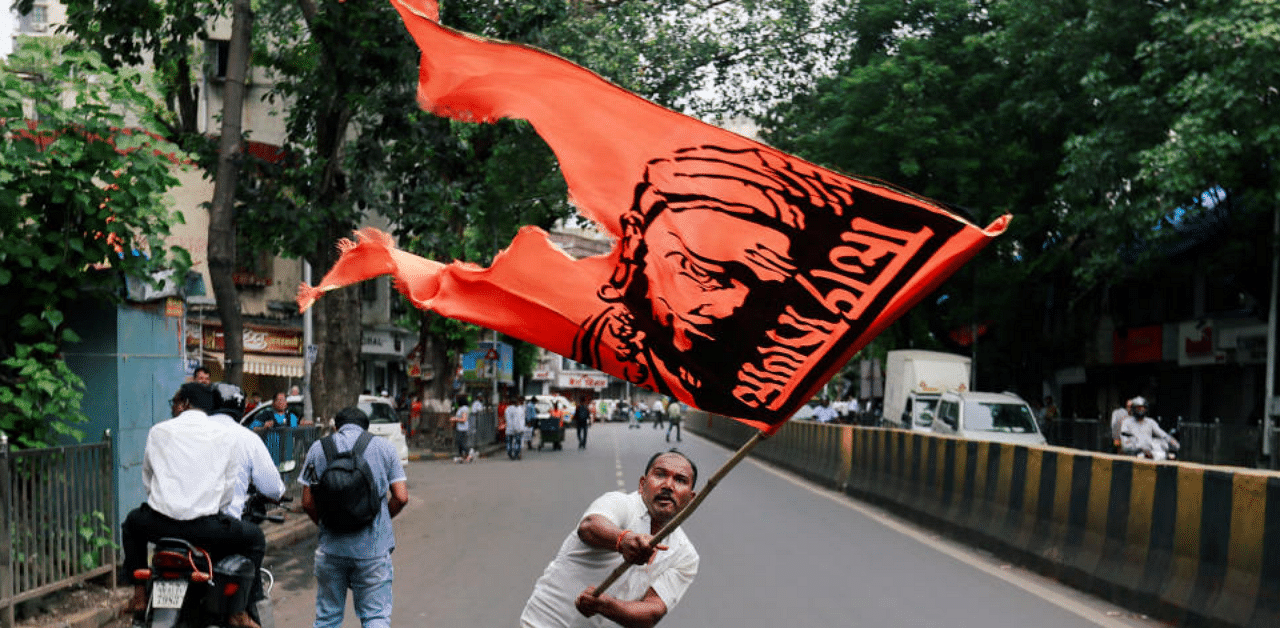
top-left (264, 422), bottom-right (1165, 627)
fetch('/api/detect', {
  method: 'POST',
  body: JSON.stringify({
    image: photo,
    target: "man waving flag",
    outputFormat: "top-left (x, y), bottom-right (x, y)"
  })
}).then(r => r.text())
top-left (298, 0), bottom-right (1008, 434)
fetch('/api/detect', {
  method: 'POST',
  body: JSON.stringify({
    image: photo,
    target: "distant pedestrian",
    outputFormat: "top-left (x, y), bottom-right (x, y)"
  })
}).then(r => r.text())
top-left (629, 402), bottom-right (642, 429)
top-left (506, 395), bottom-right (527, 460)
top-left (525, 397), bottom-right (537, 450)
top-left (301, 407), bottom-right (409, 628)
top-left (651, 398), bottom-right (666, 430)
top-left (813, 398), bottom-right (838, 423)
top-left (1110, 398), bottom-right (1133, 452)
top-left (192, 365), bottom-right (212, 385)
top-left (451, 398), bottom-right (473, 462)
top-left (574, 398), bottom-right (592, 450)
top-left (665, 401), bottom-right (683, 442)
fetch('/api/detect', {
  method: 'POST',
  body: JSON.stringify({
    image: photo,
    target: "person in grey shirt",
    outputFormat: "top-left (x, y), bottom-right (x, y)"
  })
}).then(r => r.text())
top-left (301, 407), bottom-right (409, 628)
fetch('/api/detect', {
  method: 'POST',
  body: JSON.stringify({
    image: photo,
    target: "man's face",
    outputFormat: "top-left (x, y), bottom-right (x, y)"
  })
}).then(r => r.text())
top-left (638, 453), bottom-right (696, 525)
top-left (274, 394), bottom-right (287, 411)
top-left (194, 370), bottom-right (210, 385)
top-left (640, 209), bottom-right (793, 353)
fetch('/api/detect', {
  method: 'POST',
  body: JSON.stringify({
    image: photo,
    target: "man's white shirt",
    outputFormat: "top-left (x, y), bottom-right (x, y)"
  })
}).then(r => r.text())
top-left (521, 491), bottom-right (698, 627)
top-left (143, 409), bottom-right (240, 520)
top-left (210, 412), bottom-right (286, 518)
top-left (1119, 416), bottom-right (1173, 454)
top-left (505, 404), bottom-right (526, 434)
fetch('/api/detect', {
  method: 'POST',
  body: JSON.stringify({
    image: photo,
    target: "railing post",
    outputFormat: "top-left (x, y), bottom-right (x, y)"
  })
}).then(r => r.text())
top-left (101, 430), bottom-right (116, 590)
top-left (1, 431), bottom-right (12, 628)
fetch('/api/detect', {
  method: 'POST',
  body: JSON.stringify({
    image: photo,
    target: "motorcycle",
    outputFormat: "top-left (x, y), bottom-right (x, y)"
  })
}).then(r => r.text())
top-left (131, 478), bottom-right (293, 628)
top-left (1120, 430), bottom-right (1179, 461)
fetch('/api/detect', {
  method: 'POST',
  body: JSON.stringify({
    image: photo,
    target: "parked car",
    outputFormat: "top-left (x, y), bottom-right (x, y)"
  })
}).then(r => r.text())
top-left (930, 390), bottom-right (1047, 446)
top-left (357, 394), bottom-right (410, 466)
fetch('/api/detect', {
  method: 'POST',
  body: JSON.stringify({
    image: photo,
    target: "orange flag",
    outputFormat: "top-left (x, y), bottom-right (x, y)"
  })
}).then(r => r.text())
top-left (298, 0), bottom-right (1009, 434)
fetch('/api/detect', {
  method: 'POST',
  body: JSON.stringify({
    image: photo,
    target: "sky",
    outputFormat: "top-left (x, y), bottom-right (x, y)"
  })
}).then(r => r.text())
top-left (1, 4), bottom-right (14, 58)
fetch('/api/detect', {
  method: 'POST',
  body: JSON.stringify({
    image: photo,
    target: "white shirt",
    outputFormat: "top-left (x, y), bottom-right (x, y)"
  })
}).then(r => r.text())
top-left (814, 405), bottom-right (839, 423)
top-left (652, 399), bottom-right (665, 412)
top-left (1119, 416), bottom-right (1174, 454)
top-left (505, 404), bottom-right (526, 434)
top-left (521, 491), bottom-right (698, 628)
top-left (1110, 408), bottom-right (1130, 441)
top-left (143, 409), bottom-right (239, 520)
top-left (209, 413), bottom-right (286, 518)
top-left (454, 406), bottom-right (470, 432)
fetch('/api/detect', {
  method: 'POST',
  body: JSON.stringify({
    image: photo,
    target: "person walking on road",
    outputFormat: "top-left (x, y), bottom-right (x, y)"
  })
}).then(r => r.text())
top-left (650, 397), bottom-right (666, 430)
top-left (573, 398), bottom-right (592, 450)
top-left (520, 450), bottom-right (700, 627)
top-left (300, 407), bottom-right (408, 628)
top-left (506, 395), bottom-right (527, 460)
top-left (451, 398), bottom-right (473, 462)
top-left (665, 401), bottom-right (683, 442)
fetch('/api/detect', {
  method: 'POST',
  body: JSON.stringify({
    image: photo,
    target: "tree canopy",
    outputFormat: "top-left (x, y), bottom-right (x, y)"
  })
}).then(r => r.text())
top-left (0, 39), bottom-right (189, 447)
top-left (763, 0), bottom-right (1277, 395)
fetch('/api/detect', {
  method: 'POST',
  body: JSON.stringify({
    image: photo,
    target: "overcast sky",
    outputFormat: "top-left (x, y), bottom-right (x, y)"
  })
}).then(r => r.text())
top-left (1, 4), bottom-right (14, 58)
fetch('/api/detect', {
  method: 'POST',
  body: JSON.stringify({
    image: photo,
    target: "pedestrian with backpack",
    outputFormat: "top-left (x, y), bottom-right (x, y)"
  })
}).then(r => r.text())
top-left (300, 407), bottom-right (409, 628)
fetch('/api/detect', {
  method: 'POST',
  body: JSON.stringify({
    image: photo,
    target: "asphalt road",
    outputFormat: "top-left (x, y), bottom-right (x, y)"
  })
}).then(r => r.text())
top-left (264, 422), bottom-right (1167, 627)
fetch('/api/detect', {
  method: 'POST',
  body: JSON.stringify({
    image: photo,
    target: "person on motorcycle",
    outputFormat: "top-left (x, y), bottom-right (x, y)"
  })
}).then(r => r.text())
top-left (1118, 397), bottom-right (1179, 459)
top-left (209, 383), bottom-right (287, 519)
top-left (209, 383), bottom-right (287, 618)
top-left (120, 382), bottom-right (268, 628)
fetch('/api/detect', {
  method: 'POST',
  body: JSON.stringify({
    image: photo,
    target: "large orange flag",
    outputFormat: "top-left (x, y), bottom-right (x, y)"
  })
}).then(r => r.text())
top-left (298, 0), bottom-right (1009, 434)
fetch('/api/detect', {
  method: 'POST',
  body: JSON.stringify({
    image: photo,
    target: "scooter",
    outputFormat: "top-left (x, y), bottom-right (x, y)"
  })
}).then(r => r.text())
top-left (131, 485), bottom-right (293, 628)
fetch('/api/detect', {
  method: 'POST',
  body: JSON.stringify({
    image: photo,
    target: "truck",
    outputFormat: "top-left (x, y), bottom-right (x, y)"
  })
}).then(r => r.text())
top-left (882, 350), bottom-right (971, 431)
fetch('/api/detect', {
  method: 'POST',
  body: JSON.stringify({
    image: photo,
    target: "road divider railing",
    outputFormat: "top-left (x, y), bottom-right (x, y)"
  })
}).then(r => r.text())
top-left (687, 411), bottom-right (1280, 628)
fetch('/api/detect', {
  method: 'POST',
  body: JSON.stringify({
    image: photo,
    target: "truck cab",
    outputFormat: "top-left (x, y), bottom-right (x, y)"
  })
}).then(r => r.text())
top-left (882, 350), bottom-right (972, 432)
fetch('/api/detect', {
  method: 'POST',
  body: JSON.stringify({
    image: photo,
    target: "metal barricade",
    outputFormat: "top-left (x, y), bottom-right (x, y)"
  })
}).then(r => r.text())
top-left (256, 425), bottom-right (321, 502)
top-left (0, 432), bottom-right (115, 628)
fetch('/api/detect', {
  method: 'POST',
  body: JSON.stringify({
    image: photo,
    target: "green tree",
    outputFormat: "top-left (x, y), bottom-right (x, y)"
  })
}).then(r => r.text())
top-left (0, 40), bottom-right (189, 447)
top-left (764, 0), bottom-right (1277, 395)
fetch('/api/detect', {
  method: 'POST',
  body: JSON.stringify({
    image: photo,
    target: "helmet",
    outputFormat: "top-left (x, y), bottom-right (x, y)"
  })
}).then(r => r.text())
top-left (212, 382), bottom-right (246, 420)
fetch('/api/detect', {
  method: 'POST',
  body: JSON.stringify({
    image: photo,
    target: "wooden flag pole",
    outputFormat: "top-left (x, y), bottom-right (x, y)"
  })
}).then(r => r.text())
top-left (593, 428), bottom-right (769, 595)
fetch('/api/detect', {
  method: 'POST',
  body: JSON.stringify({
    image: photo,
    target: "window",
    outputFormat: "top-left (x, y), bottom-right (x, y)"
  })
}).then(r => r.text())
top-left (937, 401), bottom-right (959, 429)
top-left (19, 4), bottom-right (48, 33)
top-left (208, 40), bottom-right (230, 80)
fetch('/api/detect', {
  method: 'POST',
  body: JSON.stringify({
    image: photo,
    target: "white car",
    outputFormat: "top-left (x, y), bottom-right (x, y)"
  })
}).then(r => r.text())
top-left (358, 394), bottom-right (410, 466)
top-left (930, 390), bottom-right (1047, 446)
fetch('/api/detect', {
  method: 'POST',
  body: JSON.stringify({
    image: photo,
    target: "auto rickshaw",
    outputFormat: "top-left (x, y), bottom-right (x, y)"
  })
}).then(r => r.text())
top-left (533, 395), bottom-right (570, 450)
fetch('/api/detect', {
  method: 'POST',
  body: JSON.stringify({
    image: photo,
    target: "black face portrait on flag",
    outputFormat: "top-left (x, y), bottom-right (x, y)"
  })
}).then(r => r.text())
top-left (573, 146), bottom-right (970, 425)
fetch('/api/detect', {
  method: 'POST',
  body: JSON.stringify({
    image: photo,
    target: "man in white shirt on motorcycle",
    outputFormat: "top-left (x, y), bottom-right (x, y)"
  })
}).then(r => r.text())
top-left (120, 382), bottom-right (267, 628)
top-left (1119, 397), bottom-right (1179, 459)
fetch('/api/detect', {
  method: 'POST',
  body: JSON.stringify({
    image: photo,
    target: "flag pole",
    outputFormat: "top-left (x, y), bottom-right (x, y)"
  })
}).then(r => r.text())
top-left (593, 428), bottom-right (769, 595)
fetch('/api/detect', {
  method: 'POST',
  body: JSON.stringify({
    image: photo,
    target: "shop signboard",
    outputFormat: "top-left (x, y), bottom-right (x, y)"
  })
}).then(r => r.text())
top-left (460, 341), bottom-right (513, 383)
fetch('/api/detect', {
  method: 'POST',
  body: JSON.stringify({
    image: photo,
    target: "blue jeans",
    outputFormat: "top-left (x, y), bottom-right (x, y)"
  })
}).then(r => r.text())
top-left (313, 550), bottom-right (393, 628)
top-left (507, 432), bottom-right (522, 459)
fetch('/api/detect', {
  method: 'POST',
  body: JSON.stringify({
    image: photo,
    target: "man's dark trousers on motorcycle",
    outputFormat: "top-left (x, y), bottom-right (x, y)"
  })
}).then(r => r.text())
top-left (121, 503), bottom-right (268, 602)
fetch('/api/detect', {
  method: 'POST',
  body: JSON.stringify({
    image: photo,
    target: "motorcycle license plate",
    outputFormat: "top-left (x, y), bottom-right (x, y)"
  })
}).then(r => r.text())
top-left (151, 580), bottom-right (188, 609)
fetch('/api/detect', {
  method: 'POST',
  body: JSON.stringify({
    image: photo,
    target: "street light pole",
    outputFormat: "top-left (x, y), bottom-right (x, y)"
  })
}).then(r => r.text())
top-left (1263, 206), bottom-right (1278, 463)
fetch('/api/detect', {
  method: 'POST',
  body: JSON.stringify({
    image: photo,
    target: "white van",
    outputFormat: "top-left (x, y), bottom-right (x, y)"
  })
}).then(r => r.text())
top-left (930, 390), bottom-right (1046, 446)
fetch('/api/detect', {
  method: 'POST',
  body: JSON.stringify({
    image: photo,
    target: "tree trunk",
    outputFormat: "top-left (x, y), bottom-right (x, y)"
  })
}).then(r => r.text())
top-left (309, 223), bottom-right (364, 421)
top-left (207, 0), bottom-right (253, 386)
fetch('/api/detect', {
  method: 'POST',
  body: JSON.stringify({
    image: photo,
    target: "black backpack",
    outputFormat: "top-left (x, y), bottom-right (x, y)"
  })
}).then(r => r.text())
top-left (313, 432), bottom-right (380, 533)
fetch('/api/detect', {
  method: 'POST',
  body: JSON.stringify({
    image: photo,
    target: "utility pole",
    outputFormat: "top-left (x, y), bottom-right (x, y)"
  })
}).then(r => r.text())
top-left (1263, 206), bottom-right (1278, 463)
top-left (303, 261), bottom-right (314, 425)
